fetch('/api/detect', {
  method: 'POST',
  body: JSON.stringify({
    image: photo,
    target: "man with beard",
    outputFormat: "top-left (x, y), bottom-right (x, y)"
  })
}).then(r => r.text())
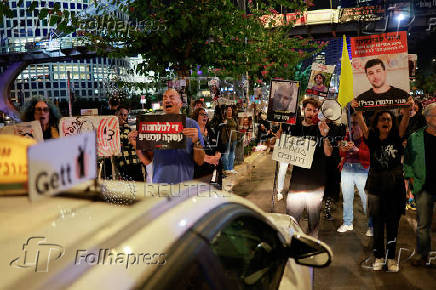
top-left (284, 98), bottom-right (333, 237)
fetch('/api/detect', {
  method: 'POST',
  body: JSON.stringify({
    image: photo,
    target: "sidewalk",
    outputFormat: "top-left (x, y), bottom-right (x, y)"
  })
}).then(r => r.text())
top-left (222, 150), bottom-right (270, 193)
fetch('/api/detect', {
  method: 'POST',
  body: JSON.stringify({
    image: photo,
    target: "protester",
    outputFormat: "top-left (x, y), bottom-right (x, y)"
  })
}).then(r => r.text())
top-left (129, 89), bottom-right (205, 184)
top-left (115, 106), bottom-right (144, 181)
top-left (352, 97), bottom-right (413, 272)
top-left (21, 98), bottom-right (60, 140)
top-left (285, 98), bottom-right (333, 237)
top-left (404, 103), bottom-right (436, 267)
top-left (323, 120), bottom-right (346, 220)
top-left (401, 101), bottom-right (427, 210)
top-left (192, 99), bottom-right (205, 112)
top-left (337, 112), bottom-right (372, 235)
top-left (220, 105), bottom-right (239, 174)
top-left (192, 107), bottom-right (222, 188)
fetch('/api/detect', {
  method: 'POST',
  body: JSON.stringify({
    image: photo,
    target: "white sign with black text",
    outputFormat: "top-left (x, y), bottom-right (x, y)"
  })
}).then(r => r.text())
top-left (27, 132), bottom-right (97, 201)
top-left (272, 134), bottom-right (316, 169)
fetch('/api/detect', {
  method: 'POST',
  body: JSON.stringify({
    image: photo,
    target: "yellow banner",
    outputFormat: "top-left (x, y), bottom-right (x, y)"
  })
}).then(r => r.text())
top-left (0, 135), bottom-right (36, 184)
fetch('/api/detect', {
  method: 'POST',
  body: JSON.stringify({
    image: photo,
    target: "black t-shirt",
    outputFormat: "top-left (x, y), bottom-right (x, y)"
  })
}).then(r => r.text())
top-left (365, 129), bottom-right (404, 172)
top-left (424, 131), bottom-right (436, 195)
top-left (288, 119), bottom-right (326, 191)
top-left (356, 86), bottom-right (409, 110)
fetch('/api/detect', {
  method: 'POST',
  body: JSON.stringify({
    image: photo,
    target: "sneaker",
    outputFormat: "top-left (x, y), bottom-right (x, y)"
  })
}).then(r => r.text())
top-left (277, 193), bottom-right (284, 201)
top-left (387, 259), bottom-right (399, 272)
top-left (337, 224), bottom-right (353, 233)
top-left (366, 227), bottom-right (374, 237)
top-left (230, 169), bottom-right (238, 174)
top-left (373, 258), bottom-right (385, 271)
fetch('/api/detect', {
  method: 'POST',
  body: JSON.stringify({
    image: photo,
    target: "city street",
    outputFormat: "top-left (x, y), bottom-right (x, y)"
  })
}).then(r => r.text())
top-left (231, 154), bottom-right (436, 290)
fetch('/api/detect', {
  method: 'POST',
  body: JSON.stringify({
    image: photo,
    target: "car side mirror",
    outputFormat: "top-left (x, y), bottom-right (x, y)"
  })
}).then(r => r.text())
top-left (287, 234), bottom-right (332, 268)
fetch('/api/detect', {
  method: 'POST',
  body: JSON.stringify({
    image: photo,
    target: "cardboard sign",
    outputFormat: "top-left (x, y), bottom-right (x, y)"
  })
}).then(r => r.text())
top-left (272, 134), bottom-right (316, 169)
top-left (59, 116), bottom-right (120, 156)
top-left (306, 63), bottom-right (335, 97)
top-left (80, 108), bottom-right (99, 116)
top-left (0, 121), bottom-right (43, 142)
top-left (136, 114), bottom-right (186, 151)
top-left (0, 135), bottom-right (36, 185)
top-left (267, 80), bottom-right (299, 123)
top-left (351, 31), bottom-right (410, 111)
top-left (27, 132), bottom-right (97, 201)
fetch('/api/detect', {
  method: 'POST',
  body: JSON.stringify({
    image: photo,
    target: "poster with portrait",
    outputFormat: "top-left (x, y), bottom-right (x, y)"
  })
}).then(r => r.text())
top-left (60, 116), bottom-right (120, 157)
top-left (267, 80), bottom-right (299, 123)
top-left (136, 114), bottom-right (186, 151)
top-left (351, 31), bottom-right (410, 111)
top-left (238, 112), bottom-right (253, 147)
top-left (306, 63), bottom-right (335, 97)
top-left (408, 54), bottom-right (417, 79)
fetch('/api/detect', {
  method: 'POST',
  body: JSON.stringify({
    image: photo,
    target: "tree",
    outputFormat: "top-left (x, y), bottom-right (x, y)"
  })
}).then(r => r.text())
top-left (2, 0), bottom-right (326, 90)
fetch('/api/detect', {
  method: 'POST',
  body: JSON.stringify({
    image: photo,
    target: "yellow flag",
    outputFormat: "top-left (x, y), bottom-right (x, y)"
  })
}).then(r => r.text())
top-left (338, 35), bottom-right (354, 108)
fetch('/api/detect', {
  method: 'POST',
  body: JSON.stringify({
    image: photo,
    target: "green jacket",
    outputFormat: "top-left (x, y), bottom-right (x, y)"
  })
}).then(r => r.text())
top-left (404, 127), bottom-right (427, 195)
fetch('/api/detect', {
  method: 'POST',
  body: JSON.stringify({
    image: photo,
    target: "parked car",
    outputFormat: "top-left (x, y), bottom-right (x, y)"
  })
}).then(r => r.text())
top-left (0, 180), bottom-right (332, 290)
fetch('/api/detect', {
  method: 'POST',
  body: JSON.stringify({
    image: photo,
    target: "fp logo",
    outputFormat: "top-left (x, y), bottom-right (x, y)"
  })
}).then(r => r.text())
top-left (10, 237), bottom-right (64, 272)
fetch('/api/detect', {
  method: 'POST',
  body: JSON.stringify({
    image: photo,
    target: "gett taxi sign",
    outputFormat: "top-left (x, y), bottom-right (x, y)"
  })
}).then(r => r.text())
top-left (0, 135), bottom-right (36, 184)
top-left (27, 132), bottom-right (97, 201)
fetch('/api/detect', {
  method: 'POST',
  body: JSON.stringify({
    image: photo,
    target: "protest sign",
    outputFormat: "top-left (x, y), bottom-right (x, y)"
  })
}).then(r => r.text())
top-left (306, 63), bottom-right (335, 97)
top-left (136, 114), bottom-right (186, 151)
top-left (267, 80), bottom-right (299, 123)
top-left (272, 134), bottom-right (316, 169)
top-left (408, 54), bottom-right (417, 79)
top-left (0, 135), bottom-right (36, 186)
top-left (28, 132), bottom-right (96, 201)
top-left (238, 112), bottom-right (253, 147)
top-left (351, 31), bottom-right (410, 111)
top-left (0, 121), bottom-right (43, 142)
top-left (59, 116), bottom-right (120, 157)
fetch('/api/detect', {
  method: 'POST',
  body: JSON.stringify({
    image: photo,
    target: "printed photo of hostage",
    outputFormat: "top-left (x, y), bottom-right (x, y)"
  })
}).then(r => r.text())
top-left (136, 114), bottom-right (187, 151)
top-left (350, 31), bottom-right (410, 111)
top-left (355, 58), bottom-right (409, 111)
top-left (267, 80), bottom-right (299, 123)
top-left (305, 63), bottom-right (335, 97)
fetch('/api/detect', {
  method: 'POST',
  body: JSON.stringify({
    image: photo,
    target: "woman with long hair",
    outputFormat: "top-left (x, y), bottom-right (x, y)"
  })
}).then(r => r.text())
top-left (21, 98), bottom-right (61, 140)
top-left (192, 107), bottom-right (222, 188)
top-left (352, 98), bottom-right (413, 272)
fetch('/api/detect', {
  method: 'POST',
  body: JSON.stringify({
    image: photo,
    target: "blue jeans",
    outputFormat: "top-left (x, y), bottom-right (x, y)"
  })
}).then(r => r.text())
top-left (341, 163), bottom-right (369, 226)
top-left (416, 189), bottom-right (436, 258)
top-left (221, 140), bottom-right (237, 171)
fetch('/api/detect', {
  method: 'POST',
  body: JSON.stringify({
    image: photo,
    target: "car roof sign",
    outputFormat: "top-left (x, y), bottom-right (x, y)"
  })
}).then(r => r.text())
top-left (27, 132), bottom-right (97, 201)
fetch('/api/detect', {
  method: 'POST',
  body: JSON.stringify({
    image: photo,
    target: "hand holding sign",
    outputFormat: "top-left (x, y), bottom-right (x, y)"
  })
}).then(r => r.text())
top-left (128, 130), bottom-right (138, 148)
top-left (182, 128), bottom-right (199, 144)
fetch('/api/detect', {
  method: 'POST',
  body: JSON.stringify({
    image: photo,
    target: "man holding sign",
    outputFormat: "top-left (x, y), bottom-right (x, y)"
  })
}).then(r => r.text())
top-left (129, 89), bottom-right (205, 184)
top-left (281, 98), bottom-right (333, 237)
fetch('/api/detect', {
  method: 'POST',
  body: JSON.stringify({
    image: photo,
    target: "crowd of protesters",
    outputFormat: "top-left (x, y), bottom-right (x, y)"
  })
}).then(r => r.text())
top-left (3, 87), bottom-right (435, 273)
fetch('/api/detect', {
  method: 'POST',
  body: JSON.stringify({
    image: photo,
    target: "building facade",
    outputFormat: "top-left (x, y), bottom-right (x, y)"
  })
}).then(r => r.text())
top-left (0, 0), bottom-right (131, 104)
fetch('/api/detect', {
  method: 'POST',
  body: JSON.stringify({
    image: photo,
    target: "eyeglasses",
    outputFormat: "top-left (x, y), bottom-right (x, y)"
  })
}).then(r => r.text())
top-left (199, 113), bottom-right (208, 117)
top-left (35, 107), bottom-right (49, 113)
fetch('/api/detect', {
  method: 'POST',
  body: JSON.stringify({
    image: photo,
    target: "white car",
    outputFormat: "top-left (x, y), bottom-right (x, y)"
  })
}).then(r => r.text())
top-left (0, 180), bottom-right (332, 290)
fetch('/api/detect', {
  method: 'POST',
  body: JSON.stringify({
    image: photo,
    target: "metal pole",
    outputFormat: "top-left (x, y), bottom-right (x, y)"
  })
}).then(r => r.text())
top-left (67, 71), bottom-right (72, 117)
top-left (271, 160), bottom-right (279, 212)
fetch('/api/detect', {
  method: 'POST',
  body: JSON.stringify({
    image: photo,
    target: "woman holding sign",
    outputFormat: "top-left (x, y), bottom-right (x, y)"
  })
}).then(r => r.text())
top-left (193, 107), bottom-right (222, 188)
top-left (22, 99), bottom-right (60, 140)
top-left (351, 97), bottom-right (413, 272)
